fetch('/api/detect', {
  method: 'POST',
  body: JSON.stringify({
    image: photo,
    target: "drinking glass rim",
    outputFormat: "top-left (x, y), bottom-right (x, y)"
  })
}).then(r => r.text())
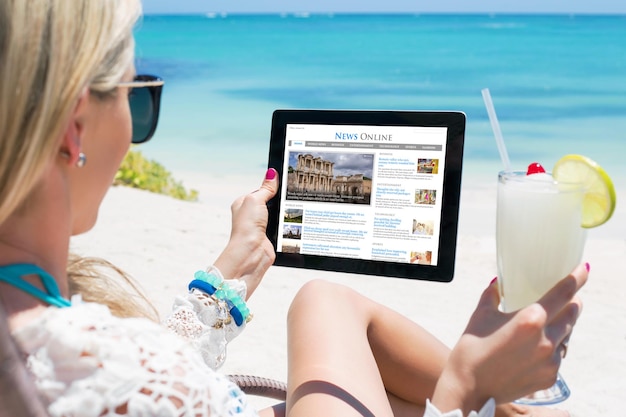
top-left (497, 170), bottom-right (586, 192)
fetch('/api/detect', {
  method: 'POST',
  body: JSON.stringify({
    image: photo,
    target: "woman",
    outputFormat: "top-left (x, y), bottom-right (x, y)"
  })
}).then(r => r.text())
top-left (0, 1), bottom-right (584, 416)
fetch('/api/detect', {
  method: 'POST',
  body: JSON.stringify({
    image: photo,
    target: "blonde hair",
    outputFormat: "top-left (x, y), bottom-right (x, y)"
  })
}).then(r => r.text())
top-left (0, 0), bottom-right (157, 320)
top-left (67, 255), bottom-right (159, 321)
top-left (0, 0), bottom-right (140, 224)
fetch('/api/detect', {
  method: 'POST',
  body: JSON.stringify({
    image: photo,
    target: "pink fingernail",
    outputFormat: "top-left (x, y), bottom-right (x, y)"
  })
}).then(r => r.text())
top-left (265, 168), bottom-right (277, 180)
top-left (490, 276), bottom-right (498, 285)
top-left (585, 262), bottom-right (590, 272)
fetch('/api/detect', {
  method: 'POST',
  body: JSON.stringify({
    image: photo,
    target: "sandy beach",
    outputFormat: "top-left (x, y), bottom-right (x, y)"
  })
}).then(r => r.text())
top-left (71, 171), bottom-right (626, 416)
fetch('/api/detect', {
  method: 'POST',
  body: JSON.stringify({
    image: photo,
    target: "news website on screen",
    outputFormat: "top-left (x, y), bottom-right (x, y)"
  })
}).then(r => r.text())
top-left (277, 123), bottom-right (447, 266)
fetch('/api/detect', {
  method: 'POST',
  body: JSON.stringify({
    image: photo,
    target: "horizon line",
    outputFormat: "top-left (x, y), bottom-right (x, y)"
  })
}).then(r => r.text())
top-left (142, 11), bottom-right (626, 17)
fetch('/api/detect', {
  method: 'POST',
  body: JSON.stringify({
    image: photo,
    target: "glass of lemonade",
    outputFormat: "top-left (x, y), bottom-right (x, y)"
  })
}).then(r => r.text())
top-left (496, 169), bottom-right (587, 404)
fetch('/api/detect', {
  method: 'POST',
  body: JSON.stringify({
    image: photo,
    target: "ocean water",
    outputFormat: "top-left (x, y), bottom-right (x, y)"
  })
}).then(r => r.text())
top-left (133, 14), bottom-right (626, 186)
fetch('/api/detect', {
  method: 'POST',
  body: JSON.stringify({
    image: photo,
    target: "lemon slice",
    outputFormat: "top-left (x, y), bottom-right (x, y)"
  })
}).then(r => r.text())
top-left (553, 154), bottom-right (616, 228)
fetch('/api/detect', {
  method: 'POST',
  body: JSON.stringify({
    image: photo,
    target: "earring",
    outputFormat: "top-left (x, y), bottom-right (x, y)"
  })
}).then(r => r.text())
top-left (76, 153), bottom-right (87, 168)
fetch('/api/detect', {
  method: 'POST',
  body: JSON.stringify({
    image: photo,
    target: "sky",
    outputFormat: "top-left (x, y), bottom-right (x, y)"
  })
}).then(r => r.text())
top-left (142, 0), bottom-right (626, 15)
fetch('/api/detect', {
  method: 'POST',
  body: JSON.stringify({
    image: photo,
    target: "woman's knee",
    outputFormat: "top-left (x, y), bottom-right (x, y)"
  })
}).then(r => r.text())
top-left (289, 279), bottom-right (335, 315)
top-left (287, 279), bottom-right (362, 323)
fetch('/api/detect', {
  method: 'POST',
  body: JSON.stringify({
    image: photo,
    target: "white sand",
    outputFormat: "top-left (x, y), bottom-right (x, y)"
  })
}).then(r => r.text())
top-left (71, 174), bottom-right (626, 416)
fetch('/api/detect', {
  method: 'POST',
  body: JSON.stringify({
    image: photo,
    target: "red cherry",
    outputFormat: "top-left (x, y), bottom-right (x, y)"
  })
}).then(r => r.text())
top-left (526, 162), bottom-right (546, 175)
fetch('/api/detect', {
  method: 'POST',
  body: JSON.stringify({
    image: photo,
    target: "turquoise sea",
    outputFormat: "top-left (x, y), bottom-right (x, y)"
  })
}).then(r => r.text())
top-left (133, 14), bottom-right (626, 186)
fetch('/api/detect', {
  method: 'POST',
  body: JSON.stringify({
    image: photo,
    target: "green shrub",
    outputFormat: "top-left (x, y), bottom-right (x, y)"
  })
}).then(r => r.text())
top-left (114, 149), bottom-right (199, 202)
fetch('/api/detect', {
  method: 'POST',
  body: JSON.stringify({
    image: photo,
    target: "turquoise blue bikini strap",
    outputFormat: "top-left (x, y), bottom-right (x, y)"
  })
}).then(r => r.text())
top-left (0, 263), bottom-right (71, 308)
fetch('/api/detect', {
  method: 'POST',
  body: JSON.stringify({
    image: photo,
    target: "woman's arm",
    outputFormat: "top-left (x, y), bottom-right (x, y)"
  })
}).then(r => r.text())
top-left (165, 168), bottom-right (279, 369)
top-left (213, 168), bottom-right (279, 299)
top-left (430, 263), bottom-right (587, 415)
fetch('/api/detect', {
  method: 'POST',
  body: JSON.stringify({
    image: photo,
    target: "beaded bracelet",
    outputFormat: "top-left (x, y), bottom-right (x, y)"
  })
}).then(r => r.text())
top-left (188, 269), bottom-right (251, 326)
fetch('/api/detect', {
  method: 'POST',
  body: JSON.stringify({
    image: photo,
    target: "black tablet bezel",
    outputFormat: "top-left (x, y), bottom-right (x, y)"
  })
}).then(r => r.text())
top-left (266, 109), bottom-right (466, 282)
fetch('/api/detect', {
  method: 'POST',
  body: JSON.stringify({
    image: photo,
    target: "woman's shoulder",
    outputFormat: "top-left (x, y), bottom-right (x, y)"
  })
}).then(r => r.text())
top-left (12, 299), bottom-right (256, 417)
top-left (13, 298), bottom-right (174, 352)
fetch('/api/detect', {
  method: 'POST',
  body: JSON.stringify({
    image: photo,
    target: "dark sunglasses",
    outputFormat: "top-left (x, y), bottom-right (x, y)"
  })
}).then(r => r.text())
top-left (118, 74), bottom-right (164, 144)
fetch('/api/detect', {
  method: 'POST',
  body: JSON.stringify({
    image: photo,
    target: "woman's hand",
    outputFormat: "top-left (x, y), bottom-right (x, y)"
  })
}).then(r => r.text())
top-left (213, 168), bottom-right (279, 298)
top-left (431, 263), bottom-right (588, 415)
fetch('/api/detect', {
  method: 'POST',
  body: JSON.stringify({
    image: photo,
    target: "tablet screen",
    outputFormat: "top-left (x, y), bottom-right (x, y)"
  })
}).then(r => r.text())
top-left (266, 110), bottom-right (465, 282)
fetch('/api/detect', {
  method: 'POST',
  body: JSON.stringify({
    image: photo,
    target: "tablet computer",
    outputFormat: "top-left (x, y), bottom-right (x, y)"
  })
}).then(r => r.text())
top-left (266, 109), bottom-right (466, 282)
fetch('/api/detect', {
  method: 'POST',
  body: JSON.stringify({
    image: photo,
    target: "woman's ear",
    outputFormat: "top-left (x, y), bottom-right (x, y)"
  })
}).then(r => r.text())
top-left (59, 87), bottom-right (89, 166)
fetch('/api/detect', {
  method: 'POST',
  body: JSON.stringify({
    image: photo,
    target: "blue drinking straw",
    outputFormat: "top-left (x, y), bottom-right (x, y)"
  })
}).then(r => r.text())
top-left (481, 88), bottom-right (512, 173)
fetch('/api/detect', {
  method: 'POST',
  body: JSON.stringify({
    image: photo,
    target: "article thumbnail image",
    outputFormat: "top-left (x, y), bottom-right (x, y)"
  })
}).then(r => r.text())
top-left (283, 224), bottom-right (302, 240)
top-left (415, 189), bottom-right (436, 205)
top-left (284, 208), bottom-right (303, 224)
top-left (412, 219), bottom-right (434, 236)
top-left (410, 251), bottom-right (432, 265)
top-left (282, 240), bottom-right (301, 254)
top-left (417, 158), bottom-right (439, 174)
top-left (286, 152), bottom-right (373, 205)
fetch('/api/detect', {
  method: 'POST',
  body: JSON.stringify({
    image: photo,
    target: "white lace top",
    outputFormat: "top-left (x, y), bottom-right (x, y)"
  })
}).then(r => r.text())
top-left (12, 291), bottom-right (258, 417)
top-left (12, 287), bottom-right (495, 417)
